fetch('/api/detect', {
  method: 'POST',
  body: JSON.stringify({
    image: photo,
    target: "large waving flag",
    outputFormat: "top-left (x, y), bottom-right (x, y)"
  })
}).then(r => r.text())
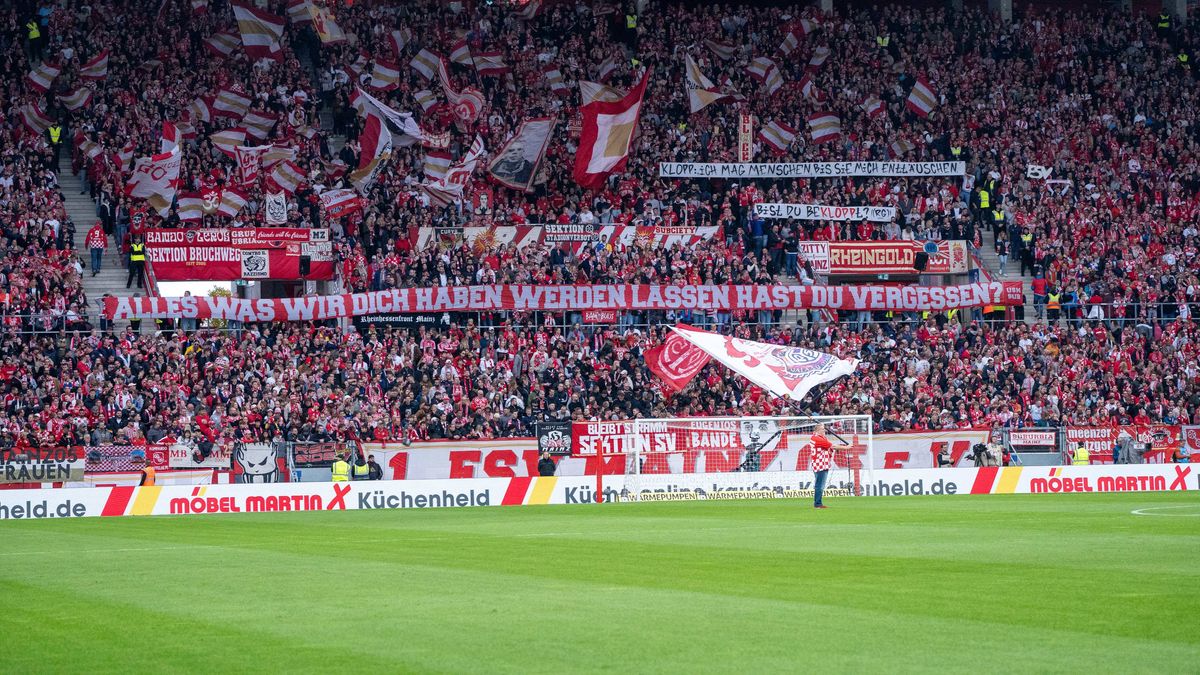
top-left (573, 68), bottom-right (650, 190)
top-left (487, 117), bottom-right (555, 191)
top-left (644, 330), bottom-right (712, 392)
top-left (670, 324), bottom-right (859, 402)
top-left (685, 55), bottom-right (739, 113)
top-left (231, 1), bottom-right (285, 61)
top-left (350, 111), bottom-right (393, 192)
top-left (125, 147), bottom-right (183, 216)
top-left (906, 76), bottom-right (938, 117)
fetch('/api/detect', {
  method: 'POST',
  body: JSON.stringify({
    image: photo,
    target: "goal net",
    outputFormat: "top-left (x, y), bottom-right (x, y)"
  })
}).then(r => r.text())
top-left (584, 416), bottom-right (873, 503)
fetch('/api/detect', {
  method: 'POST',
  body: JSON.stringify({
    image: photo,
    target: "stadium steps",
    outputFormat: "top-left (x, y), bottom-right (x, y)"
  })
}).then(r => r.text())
top-left (59, 155), bottom-right (143, 332)
top-left (974, 237), bottom-right (1035, 324)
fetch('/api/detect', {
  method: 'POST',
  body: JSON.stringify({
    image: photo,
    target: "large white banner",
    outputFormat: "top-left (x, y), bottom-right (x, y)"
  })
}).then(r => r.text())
top-left (660, 161), bottom-right (965, 179)
top-left (754, 203), bottom-right (896, 221)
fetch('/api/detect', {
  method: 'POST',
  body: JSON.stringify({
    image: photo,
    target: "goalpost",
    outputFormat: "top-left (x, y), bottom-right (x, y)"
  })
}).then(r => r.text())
top-left (587, 415), bottom-right (874, 503)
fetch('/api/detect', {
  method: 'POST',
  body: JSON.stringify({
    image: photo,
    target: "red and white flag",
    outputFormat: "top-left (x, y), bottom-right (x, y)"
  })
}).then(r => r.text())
top-left (433, 135), bottom-right (485, 192)
top-left (758, 119), bottom-right (797, 154)
top-left (579, 80), bottom-right (626, 104)
top-left (60, 88), bottom-right (94, 111)
top-left (369, 59), bottom-right (402, 91)
top-left (596, 56), bottom-right (619, 82)
top-left (218, 188), bottom-right (249, 217)
top-left (27, 61), bottom-right (61, 92)
top-left (20, 104), bottom-right (52, 135)
top-left (75, 135), bottom-right (107, 161)
top-left (798, 17), bottom-right (820, 36)
top-left (808, 112), bottom-right (841, 144)
top-left (860, 94), bottom-right (884, 118)
top-left (449, 39), bottom-right (472, 66)
top-left (350, 111), bottom-right (393, 192)
top-left (671, 324), bottom-right (859, 402)
top-left (191, 0), bottom-right (209, 14)
top-left (176, 192), bottom-right (208, 222)
top-left (762, 65), bottom-right (785, 96)
top-left (644, 329), bottom-right (711, 392)
top-left (573, 68), bottom-right (650, 190)
top-left (286, 0), bottom-right (312, 23)
top-left (888, 138), bottom-right (917, 158)
top-left (188, 95), bottom-right (214, 123)
top-left (703, 39), bottom-right (736, 61)
top-left (798, 74), bottom-right (822, 101)
top-left (161, 121), bottom-right (182, 153)
top-left (807, 46), bottom-right (830, 71)
top-left (125, 147), bottom-right (182, 216)
top-left (311, 4), bottom-right (347, 44)
top-left (685, 55), bottom-right (739, 113)
top-left (410, 49), bottom-right (442, 80)
top-left (350, 87), bottom-right (426, 145)
top-left (211, 127), bottom-right (248, 158)
top-left (543, 64), bottom-right (569, 95)
top-left (517, 0), bottom-right (543, 19)
top-left (906, 76), bottom-right (938, 117)
top-left (423, 150), bottom-right (453, 182)
top-left (79, 50), bottom-right (109, 80)
top-left (116, 142), bottom-right (135, 174)
top-left (214, 88), bottom-right (252, 118)
top-left (436, 61), bottom-right (485, 129)
top-left (746, 57), bottom-right (776, 81)
top-left (204, 31), bottom-right (240, 58)
top-left (319, 188), bottom-right (363, 219)
top-left (234, 144), bottom-right (270, 184)
top-left (473, 51), bottom-right (509, 76)
top-left (779, 30), bottom-right (800, 56)
top-left (261, 144), bottom-right (296, 168)
top-left (266, 161), bottom-right (305, 194)
top-left (231, 1), bottom-right (285, 62)
top-left (413, 89), bottom-right (438, 112)
top-left (388, 28), bottom-right (411, 56)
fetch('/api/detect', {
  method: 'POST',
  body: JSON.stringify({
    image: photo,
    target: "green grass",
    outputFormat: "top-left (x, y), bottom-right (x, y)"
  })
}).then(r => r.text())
top-left (2, 493), bottom-right (1199, 673)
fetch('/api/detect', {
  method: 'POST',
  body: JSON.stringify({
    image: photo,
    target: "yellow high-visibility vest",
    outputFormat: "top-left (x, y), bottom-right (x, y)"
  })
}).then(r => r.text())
top-left (950, 145), bottom-right (962, 157)
top-left (331, 460), bottom-right (351, 481)
top-left (353, 463), bottom-right (369, 478)
top-left (1047, 293), bottom-right (1061, 310)
top-left (947, 309), bottom-right (959, 321)
top-left (26, 21), bottom-right (40, 39)
top-left (876, 35), bottom-right (890, 47)
top-left (1073, 446), bottom-right (1089, 465)
top-left (130, 243), bottom-right (145, 262)
top-left (992, 209), bottom-right (1004, 222)
top-left (48, 126), bottom-right (62, 144)
top-left (626, 14), bottom-right (637, 28)
top-left (1020, 233), bottom-right (1033, 245)
top-left (978, 189), bottom-right (990, 209)
top-left (1158, 14), bottom-right (1170, 29)
top-left (1179, 54), bottom-right (1190, 65)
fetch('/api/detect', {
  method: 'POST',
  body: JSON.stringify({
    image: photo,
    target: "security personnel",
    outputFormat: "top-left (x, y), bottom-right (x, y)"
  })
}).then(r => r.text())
top-left (331, 454), bottom-right (351, 482)
top-left (1072, 444), bottom-right (1090, 466)
top-left (352, 451), bottom-right (370, 480)
top-left (624, 10), bottom-right (637, 47)
top-left (875, 34), bottom-right (890, 48)
top-left (127, 234), bottom-right (146, 289)
top-left (1019, 230), bottom-right (1034, 276)
top-left (140, 462), bottom-right (157, 486)
top-left (47, 123), bottom-right (63, 161)
top-left (950, 144), bottom-right (962, 159)
top-left (1157, 12), bottom-right (1170, 33)
top-left (1179, 52), bottom-right (1190, 70)
top-left (1046, 289), bottom-right (1061, 324)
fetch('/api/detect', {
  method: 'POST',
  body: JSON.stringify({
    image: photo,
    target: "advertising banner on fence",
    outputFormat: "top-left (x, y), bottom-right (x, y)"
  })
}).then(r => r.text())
top-left (292, 442), bottom-right (345, 468)
top-left (0, 463), bottom-right (1193, 519)
top-left (412, 224), bottom-right (721, 253)
top-left (659, 161), bottom-right (965, 179)
top-left (1008, 430), bottom-right (1057, 447)
top-left (102, 281), bottom-right (1023, 321)
top-left (86, 444), bottom-right (169, 472)
top-left (536, 421), bottom-right (573, 456)
top-left (754, 204), bottom-right (896, 222)
top-left (0, 447), bottom-right (86, 483)
top-left (167, 443), bottom-right (231, 469)
top-left (144, 227), bottom-right (335, 281)
top-left (1064, 425), bottom-right (1182, 463)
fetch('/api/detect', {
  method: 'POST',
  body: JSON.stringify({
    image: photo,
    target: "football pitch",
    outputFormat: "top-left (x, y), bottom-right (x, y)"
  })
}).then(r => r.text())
top-left (2, 493), bottom-right (1198, 673)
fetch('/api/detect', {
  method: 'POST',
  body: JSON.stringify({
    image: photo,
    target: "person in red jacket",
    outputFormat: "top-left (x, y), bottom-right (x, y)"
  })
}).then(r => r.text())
top-left (85, 221), bottom-right (107, 276)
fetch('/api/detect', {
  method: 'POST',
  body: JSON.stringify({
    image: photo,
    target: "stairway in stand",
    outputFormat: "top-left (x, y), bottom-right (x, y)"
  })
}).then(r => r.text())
top-left (59, 155), bottom-right (144, 332)
top-left (973, 225), bottom-right (1036, 325)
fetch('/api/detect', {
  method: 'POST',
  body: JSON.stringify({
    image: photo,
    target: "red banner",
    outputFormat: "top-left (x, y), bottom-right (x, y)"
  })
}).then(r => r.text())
top-left (144, 228), bottom-right (335, 281)
top-left (413, 224), bottom-right (722, 253)
top-left (1064, 425), bottom-right (1182, 463)
top-left (800, 240), bottom-right (969, 275)
top-left (102, 282), bottom-right (1024, 321)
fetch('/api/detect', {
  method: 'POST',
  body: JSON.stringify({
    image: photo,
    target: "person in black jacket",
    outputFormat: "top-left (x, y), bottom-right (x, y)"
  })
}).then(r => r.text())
top-left (537, 451), bottom-right (557, 477)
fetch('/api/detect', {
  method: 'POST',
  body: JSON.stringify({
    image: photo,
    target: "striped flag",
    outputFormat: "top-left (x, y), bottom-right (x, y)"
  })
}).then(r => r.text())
top-left (798, 74), bottom-right (820, 101)
top-left (762, 65), bottom-right (785, 96)
top-left (450, 39), bottom-right (472, 66)
top-left (188, 95), bottom-right (214, 123)
top-left (410, 49), bottom-right (442, 80)
top-left (191, 0), bottom-right (209, 14)
top-left (807, 46), bottom-right (830, 71)
top-left (174, 119), bottom-right (197, 141)
top-left (312, 5), bottom-right (347, 44)
top-left (161, 121), bottom-right (182, 153)
top-left (808, 112), bottom-right (841, 144)
top-left (746, 57), bottom-right (776, 81)
top-left (176, 192), bottom-right (209, 222)
top-left (517, 0), bottom-right (543, 19)
top-left (204, 31), bottom-right (240, 58)
top-left (210, 127), bottom-right (248, 158)
top-left (231, 1), bottom-right (285, 62)
top-left (20, 104), bottom-right (52, 135)
top-left (388, 29), bottom-right (411, 56)
top-left (76, 137), bottom-right (107, 160)
top-left (116, 142), bottom-right (135, 174)
top-left (888, 138), bottom-right (917, 158)
top-left (424, 150), bottom-right (452, 182)
top-left (779, 30), bottom-right (799, 56)
top-left (218, 188), bottom-right (249, 217)
top-left (758, 120), bottom-right (797, 154)
top-left (261, 144), bottom-right (297, 168)
top-left (214, 89), bottom-right (252, 117)
top-left (685, 55), bottom-right (737, 113)
top-left (79, 50), bottom-right (109, 80)
top-left (27, 61), bottom-right (61, 92)
top-left (579, 80), bottom-right (626, 104)
top-left (319, 188), bottom-right (363, 219)
top-left (906, 76), bottom-right (938, 117)
top-left (61, 88), bottom-right (94, 111)
top-left (596, 56), bottom-right (619, 82)
top-left (703, 39), bottom-right (736, 61)
top-left (266, 161), bottom-right (306, 194)
top-left (860, 94), bottom-right (885, 118)
top-left (350, 111), bottom-right (393, 192)
top-left (573, 69), bottom-right (650, 190)
top-left (413, 89), bottom-right (438, 111)
top-left (241, 110), bottom-right (278, 140)
top-left (544, 64), bottom-right (569, 95)
top-left (369, 59), bottom-right (402, 91)
top-left (474, 51), bottom-right (509, 76)
top-left (286, 0), bottom-right (312, 23)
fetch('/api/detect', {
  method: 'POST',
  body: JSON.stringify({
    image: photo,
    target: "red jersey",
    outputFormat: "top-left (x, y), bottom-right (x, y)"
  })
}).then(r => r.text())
top-left (810, 434), bottom-right (834, 472)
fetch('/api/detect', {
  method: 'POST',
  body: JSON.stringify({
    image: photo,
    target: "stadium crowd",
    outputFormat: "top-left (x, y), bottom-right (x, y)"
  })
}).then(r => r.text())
top-left (0, 0), bottom-right (1197, 446)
